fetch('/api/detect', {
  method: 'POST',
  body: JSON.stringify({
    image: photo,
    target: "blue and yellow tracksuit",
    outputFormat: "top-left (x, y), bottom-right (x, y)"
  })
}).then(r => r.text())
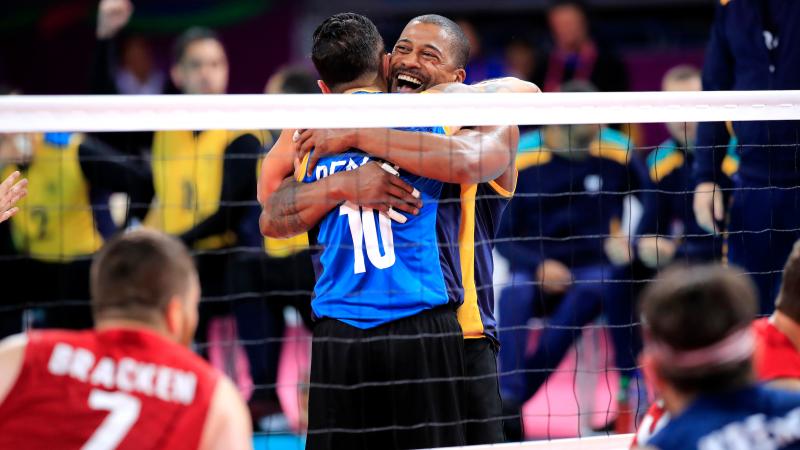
top-left (695, 0), bottom-right (800, 312)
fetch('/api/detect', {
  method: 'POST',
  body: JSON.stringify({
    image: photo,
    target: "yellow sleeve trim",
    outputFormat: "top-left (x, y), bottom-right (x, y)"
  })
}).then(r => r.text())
top-left (516, 151), bottom-right (552, 170)
top-left (589, 143), bottom-right (629, 165)
top-left (443, 126), bottom-right (459, 136)
top-left (649, 152), bottom-right (685, 182)
top-left (295, 153), bottom-right (310, 182)
top-left (722, 154), bottom-right (739, 177)
top-left (487, 173), bottom-right (516, 198)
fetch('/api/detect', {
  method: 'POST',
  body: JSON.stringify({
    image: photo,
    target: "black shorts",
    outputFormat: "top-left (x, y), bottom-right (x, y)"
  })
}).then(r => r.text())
top-left (463, 338), bottom-right (505, 444)
top-left (307, 306), bottom-right (467, 450)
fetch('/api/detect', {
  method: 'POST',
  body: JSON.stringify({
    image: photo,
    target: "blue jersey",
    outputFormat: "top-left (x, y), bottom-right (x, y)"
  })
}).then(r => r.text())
top-left (300, 121), bottom-right (460, 329)
top-left (648, 385), bottom-right (800, 450)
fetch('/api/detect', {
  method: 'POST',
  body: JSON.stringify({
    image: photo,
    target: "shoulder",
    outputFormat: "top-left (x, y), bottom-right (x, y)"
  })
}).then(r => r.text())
top-left (199, 375), bottom-right (252, 450)
top-left (647, 140), bottom-right (685, 182)
top-left (588, 127), bottom-right (632, 166)
top-left (0, 333), bottom-right (29, 404)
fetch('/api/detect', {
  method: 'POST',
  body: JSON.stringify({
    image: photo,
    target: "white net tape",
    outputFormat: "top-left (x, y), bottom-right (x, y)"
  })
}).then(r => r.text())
top-left (1, 90), bottom-right (799, 132)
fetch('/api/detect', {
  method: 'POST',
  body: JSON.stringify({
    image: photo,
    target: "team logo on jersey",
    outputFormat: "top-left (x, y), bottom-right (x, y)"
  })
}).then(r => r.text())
top-left (584, 174), bottom-right (603, 193)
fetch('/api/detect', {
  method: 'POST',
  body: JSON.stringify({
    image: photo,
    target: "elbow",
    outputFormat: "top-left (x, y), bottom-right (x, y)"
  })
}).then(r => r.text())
top-left (453, 149), bottom-right (512, 184)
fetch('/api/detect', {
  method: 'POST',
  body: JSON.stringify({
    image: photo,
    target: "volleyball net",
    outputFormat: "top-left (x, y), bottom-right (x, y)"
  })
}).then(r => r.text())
top-left (1, 90), bottom-right (799, 449)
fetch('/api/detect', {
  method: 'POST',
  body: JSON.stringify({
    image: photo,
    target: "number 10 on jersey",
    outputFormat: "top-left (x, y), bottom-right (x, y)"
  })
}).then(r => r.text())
top-left (339, 202), bottom-right (396, 274)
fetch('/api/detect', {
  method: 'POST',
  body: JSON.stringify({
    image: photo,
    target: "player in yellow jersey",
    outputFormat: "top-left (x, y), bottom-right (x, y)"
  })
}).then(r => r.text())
top-left (94, 0), bottom-right (281, 431)
top-left (0, 129), bottom-right (154, 336)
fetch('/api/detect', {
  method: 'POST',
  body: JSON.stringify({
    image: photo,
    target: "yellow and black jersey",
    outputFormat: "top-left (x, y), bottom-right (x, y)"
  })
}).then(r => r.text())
top-left (2, 133), bottom-right (103, 262)
top-left (146, 130), bottom-right (267, 250)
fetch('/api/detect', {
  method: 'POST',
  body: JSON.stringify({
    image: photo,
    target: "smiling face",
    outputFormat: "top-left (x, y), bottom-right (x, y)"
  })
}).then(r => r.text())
top-left (390, 21), bottom-right (466, 93)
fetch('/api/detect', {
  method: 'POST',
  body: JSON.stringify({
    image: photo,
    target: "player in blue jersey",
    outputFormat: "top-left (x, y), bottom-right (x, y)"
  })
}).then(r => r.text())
top-left (258, 14), bottom-right (530, 449)
top-left (290, 16), bottom-right (538, 445)
top-left (636, 264), bottom-right (800, 450)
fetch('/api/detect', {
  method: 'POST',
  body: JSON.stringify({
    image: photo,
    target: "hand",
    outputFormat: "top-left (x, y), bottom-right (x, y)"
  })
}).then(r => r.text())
top-left (536, 259), bottom-right (572, 295)
top-left (693, 182), bottom-right (724, 234)
top-left (334, 161), bottom-right (422, 216)
top-left (97, 0), bottom-right (133, 39)
top-left (637, 236), bottom-right (676, 269)
top-left (294, 128), bottom-right (358, 176)
top-left (604, 235), bottom-right (633, 266)
top-left (0, 171), bottom-right (27, 223)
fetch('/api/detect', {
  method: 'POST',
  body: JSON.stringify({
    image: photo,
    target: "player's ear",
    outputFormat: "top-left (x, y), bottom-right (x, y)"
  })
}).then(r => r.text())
top-left (317, 80), bottom-right (331, 94)
top-left (165, 297), bottom-right (184, 342)
top-left (382, 53), bottom-right (391, 80)
top-left (453, 68), bottom-right (466, 84)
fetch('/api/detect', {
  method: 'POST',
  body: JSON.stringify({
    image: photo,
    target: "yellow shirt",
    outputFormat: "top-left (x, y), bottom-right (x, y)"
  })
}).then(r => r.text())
top-left (3, 133), bottom-right (103, 262)
top-left (146, 130), bottom-right (265, 250)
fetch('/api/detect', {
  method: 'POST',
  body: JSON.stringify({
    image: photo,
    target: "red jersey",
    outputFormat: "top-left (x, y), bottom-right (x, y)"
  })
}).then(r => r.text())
top-left (753, 317), bottom-right (800, 381)
top-left (0, 328), bottom-right (220, 450)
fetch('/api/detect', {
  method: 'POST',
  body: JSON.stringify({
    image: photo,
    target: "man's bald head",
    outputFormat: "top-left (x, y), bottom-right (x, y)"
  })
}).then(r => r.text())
top-left (407, 15), bottom-right (470, 69)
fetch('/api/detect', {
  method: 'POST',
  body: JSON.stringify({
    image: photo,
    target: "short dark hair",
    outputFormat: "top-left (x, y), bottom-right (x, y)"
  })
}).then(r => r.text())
top-left (409, 14), bottom-right (470, 69)
top-left (172, 27), bottom-right (221, 65)
top-left (548, 0), bottom-right (588, 13)
top-left (777, 240), bottom-right (800, 322)
top-left (311, 13), bottom-right (384, 89)
top-left (640, 264), bottom-right (757, 394)
top-left (91, 229), bottom-right (197, 324)
top-left (278, 67), bottom-right (319, 94)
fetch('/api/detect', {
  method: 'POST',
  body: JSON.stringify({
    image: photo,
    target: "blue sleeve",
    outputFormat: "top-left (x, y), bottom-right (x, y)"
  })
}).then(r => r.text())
top-left (695, 4), bottom-right (735, 185)
top-left (496, 194), bottom-right (543, 274)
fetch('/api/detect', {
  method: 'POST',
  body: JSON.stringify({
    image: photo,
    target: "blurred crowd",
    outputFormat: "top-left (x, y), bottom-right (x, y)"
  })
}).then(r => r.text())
top-left (1, 0), bottom-right (799, 441)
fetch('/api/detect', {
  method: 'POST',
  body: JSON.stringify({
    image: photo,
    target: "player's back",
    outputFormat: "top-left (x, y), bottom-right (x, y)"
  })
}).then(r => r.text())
top-left (0, 328), bottom-right (220, 450)
top-left (647, 385), bottom-right (800, 450)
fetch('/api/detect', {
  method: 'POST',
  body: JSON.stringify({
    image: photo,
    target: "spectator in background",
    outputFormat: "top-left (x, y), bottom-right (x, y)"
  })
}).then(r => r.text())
top-left (637, 65), bottom-right (732, 270)
top-left (94, 0), bottom-right (165, 95)
top-left (693, 0), bottom-right (800, 315)
top-left (0, 130), bottom-right (153, 336)
top-left (456, 18), bottom-right (504, 84)
top-left (535, 0), bottom-right (628, 93)
top-left (91, 0), bottom-right (158, 156)
top-left (503, 38), bottom-right (538, 82)
top-left (232, 66), bottom-right (317, 433)
top-left (635, 265), bottom-right (800, 450)
top-left (92, 0), bottom-right (268, 409)
top-left (497, 81), bottom-right (650, 440)
top-left (264, 65), bottom-right (319, 94)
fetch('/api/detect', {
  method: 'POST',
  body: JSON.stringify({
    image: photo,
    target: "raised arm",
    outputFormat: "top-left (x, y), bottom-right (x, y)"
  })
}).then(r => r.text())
top-left (295, 78), bottom-right (537, 185)
top-left (260, 162), bottom-right (422, 238)
top-left (298, 125), bottom-right (519, 185)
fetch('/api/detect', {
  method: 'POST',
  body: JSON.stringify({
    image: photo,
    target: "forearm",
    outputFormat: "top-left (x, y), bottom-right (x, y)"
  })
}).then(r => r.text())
top-left (431, 77), bottom-right (540, 94)
top-left (356, 127), bottom-right (513, 184)
top-left (260, 176), bottom-right (344, 238)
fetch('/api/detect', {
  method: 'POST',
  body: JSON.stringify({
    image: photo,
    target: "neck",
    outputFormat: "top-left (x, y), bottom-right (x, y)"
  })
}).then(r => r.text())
top-left (332, 72), bottom-right (385, 94)
top-left (660, 384), bottom-right (695, 417)
top-left (771, 311), bottom-right (800, 352)
top-left (95, 318), bottom-right (171, 340)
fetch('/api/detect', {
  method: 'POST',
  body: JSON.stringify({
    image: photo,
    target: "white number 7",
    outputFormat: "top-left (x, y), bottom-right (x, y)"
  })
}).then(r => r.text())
top-left (83, 389), bottom-right (142, 450)
top-left (340, 202), bottom-right (396, 274)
